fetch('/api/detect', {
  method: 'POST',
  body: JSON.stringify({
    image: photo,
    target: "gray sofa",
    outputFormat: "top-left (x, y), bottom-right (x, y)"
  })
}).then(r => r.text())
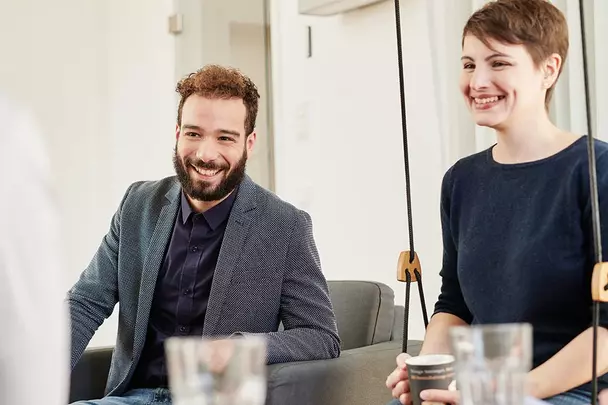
top-left (69, 280), bottom-right (423, 405)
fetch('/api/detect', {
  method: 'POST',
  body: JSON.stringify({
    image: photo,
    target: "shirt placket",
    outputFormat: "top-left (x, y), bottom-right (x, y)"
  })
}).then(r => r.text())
top-left (175, 214), bottom-right (207, 335)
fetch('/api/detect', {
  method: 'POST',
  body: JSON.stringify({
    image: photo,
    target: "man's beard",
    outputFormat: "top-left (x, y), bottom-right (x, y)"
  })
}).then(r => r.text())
top-left (173, 147), bottom-right (247, 202)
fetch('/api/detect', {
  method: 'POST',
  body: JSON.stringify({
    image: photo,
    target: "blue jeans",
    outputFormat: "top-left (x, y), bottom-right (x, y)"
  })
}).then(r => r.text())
top-left (545, 388), bottom-right (592, 405)
top-left (70, 388), bottom-right (171, 405)
top-left (385, 388), bottom-right (592, 405)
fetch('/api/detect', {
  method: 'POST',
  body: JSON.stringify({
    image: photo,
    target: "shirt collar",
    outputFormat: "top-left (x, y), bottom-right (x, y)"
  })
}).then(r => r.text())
top-left (180, 187), bottom-right (238, 230)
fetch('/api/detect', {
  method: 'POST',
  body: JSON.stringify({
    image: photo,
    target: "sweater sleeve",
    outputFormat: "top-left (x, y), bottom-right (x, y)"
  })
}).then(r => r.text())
top-left (433, 166), bottom-right (474, 324)
top-left (585, 149), bottom-right (608, 329)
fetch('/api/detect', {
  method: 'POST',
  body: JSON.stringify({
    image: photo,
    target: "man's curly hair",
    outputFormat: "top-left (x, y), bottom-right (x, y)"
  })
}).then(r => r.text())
top-left (176, 64), bottom-right (260, 135)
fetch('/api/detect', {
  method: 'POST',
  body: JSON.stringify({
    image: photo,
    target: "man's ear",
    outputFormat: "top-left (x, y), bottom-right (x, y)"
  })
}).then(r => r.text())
top-left (175, 124), bottom-right (180, 140)
top-left (246, 131), bottom-right (257, 153)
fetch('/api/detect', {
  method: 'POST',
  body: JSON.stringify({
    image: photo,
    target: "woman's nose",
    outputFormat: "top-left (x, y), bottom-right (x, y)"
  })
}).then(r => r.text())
top-left (470, 68), bottom-right (491, 90)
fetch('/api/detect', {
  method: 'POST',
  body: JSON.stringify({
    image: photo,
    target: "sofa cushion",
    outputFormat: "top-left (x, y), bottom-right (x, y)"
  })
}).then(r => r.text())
top-left (328, 281), bottom-right (395, 350)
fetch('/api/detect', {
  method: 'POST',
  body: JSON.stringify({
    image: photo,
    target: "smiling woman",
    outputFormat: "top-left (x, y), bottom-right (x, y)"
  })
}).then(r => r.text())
top-left (459, 34), bottom-right (561, 133)
top-left (385, 1), bottom-right (608, 405)
top-left (458, 1), bottom-right (569, 143)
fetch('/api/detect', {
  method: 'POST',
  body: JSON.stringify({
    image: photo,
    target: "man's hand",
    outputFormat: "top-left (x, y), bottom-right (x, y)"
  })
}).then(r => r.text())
top-left (205, 339), bottom-right (236, 374)
top-left (386, 353), bottom-right (412, 404)
top-left (420, 389), bottom-right (460, 404)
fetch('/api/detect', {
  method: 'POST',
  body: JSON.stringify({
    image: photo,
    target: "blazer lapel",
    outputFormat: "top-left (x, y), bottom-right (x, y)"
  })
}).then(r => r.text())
top-left (204, 176), bottom-right (258, 334)
top-left (133, 182), bottom-right (180, 352)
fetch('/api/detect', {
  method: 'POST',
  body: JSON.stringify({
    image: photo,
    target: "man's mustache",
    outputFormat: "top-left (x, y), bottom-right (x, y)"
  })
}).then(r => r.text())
top-left (184, 158), bottom-right (228, 171)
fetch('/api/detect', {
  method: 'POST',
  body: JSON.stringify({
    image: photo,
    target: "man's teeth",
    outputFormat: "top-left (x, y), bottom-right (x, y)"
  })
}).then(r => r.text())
top-left (193, 166), bottom-right (220, 176)
top-left (474, 96), bottom-right (502, 104)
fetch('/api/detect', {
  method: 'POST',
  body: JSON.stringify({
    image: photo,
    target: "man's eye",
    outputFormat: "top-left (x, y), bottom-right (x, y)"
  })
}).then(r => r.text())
top-left (463, 63), bottom-right (475, 70)
top-left (219, 136), bottom-right (233, 141)
top-left (493, 61), bottom-right (509, 68)
top-left (185, 132), bottom-right (199, 137)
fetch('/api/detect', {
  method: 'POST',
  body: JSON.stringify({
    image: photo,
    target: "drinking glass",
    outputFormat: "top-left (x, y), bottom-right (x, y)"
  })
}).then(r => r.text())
top-left (165, 336), bottom-right (267, 405)
top-left (449, 323), bottom-right (532, 405)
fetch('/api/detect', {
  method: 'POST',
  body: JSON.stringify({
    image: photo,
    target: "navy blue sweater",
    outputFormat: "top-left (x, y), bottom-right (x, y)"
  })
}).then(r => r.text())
top-left (434, 136), bottom-right (608, 394)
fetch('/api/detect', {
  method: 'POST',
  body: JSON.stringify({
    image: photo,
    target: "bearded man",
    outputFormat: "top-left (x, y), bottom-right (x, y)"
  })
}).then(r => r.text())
top-left (68, 65), bottom-right (340, 405)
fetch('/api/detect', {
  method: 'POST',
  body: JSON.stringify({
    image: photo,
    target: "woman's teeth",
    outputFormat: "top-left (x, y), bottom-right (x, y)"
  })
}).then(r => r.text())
top-left (474, 96), bottom-right (504, 104)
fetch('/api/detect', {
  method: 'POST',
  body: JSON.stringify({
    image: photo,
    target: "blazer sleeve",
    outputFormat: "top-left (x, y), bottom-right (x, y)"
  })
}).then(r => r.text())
top-left (66, 184), bottom-right (134, 369)
top-left (245, 210), bottom-right (341, 363)
top-left (433, 166), bottom-right (474, 324)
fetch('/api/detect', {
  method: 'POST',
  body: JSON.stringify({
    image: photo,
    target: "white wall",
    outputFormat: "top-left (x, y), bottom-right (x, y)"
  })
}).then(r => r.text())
top-left (588, 0), bottom-right (608, 138)
top-left (90, 0), bottom-right (177, 347)
top-left (3, 0), bottom-right (605, 349)
top-left (0, 0), bottom-right (176, 347)
top-left (270, 0), bottom-right (608, 341)
top-left (1, 0), bottom-right (270, 348)
top-left (270, 0), bottom-right (446, 340)
top-left (229, 22), bottom-right (274, 189)
top-left (0, 0), bottom-right (108, 287)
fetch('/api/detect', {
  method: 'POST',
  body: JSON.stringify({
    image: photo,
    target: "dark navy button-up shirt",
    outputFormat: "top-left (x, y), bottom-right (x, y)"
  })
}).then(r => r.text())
top-left (129, 189), bottom-right (237, 389)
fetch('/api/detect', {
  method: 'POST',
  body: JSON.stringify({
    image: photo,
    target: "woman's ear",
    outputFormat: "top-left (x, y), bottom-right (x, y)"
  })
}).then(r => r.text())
top-left (542, 53), bottom-right (562, 89)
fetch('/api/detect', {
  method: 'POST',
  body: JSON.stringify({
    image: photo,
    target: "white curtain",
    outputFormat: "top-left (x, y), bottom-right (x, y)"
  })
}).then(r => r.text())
top-left (425, 0), bottom-right (606, 169)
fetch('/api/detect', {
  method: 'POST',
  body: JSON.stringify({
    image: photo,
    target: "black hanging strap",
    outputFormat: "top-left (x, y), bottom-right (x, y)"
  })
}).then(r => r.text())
top-left (393, 0), bottom-right (413, 253)
top-left (578, 1), bottom-right (606, 404)
top-left (393, 0), bottom-right (429, 355)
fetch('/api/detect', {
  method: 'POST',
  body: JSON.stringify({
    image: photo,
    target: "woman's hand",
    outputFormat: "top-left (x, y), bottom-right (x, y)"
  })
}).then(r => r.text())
top-left (386, 353), bottom-right (412, 404)
top-left (419, 389), bottom-right (460, 404)
top-left (386, 352), bottom-right (460, 404)
top-left (600, 389), bottom-right (608, 405)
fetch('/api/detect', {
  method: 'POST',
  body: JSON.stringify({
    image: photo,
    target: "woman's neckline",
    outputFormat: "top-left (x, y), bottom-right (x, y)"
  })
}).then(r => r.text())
top-left (486, 135), bottom-right (586, 169)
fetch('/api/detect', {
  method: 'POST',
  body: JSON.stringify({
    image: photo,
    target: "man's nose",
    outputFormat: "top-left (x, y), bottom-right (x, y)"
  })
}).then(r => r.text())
top-left (195, 139), bottom-right (220, 162)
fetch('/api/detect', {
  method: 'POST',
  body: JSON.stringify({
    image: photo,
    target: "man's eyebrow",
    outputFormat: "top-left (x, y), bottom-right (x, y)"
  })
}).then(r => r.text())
top-left (218, 129), bottom-right (240, 137)
top-left (182, 125), bottom-right (240, 137)
top-left (182, 124), bottom-right (202, 131)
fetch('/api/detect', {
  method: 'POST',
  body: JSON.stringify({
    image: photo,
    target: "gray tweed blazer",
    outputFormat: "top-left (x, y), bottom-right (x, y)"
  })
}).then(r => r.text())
top-left (67, 175), bottom-right (340, 396)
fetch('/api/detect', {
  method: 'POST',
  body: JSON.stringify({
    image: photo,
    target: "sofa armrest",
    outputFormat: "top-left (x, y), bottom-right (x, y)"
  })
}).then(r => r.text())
top-left (69, 346), bottom-right (113, 402)
top-left (265, 340), bottom-right (422, 405)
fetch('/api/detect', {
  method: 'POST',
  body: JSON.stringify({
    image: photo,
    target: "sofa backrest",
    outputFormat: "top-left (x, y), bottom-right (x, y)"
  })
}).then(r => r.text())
top-left (327, 280), bottom-right (395, 350)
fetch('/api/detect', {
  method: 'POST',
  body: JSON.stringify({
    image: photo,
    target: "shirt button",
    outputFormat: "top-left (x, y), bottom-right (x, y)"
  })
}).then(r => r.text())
top-left (184, 289), bottom-right (191, 295)
top-left (190, 246), bottom-right (199, 253)
top-left (179, 326), bottom-right (186, 332)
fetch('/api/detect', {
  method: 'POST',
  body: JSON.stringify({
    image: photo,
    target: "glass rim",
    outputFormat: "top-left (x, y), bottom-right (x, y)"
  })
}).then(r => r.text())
top-left (450, 322), bottom-right (532, 334)
top-left (164, 335), bottom-right (266, 349)
top-left (405, 354), bottom-right (455, 366)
